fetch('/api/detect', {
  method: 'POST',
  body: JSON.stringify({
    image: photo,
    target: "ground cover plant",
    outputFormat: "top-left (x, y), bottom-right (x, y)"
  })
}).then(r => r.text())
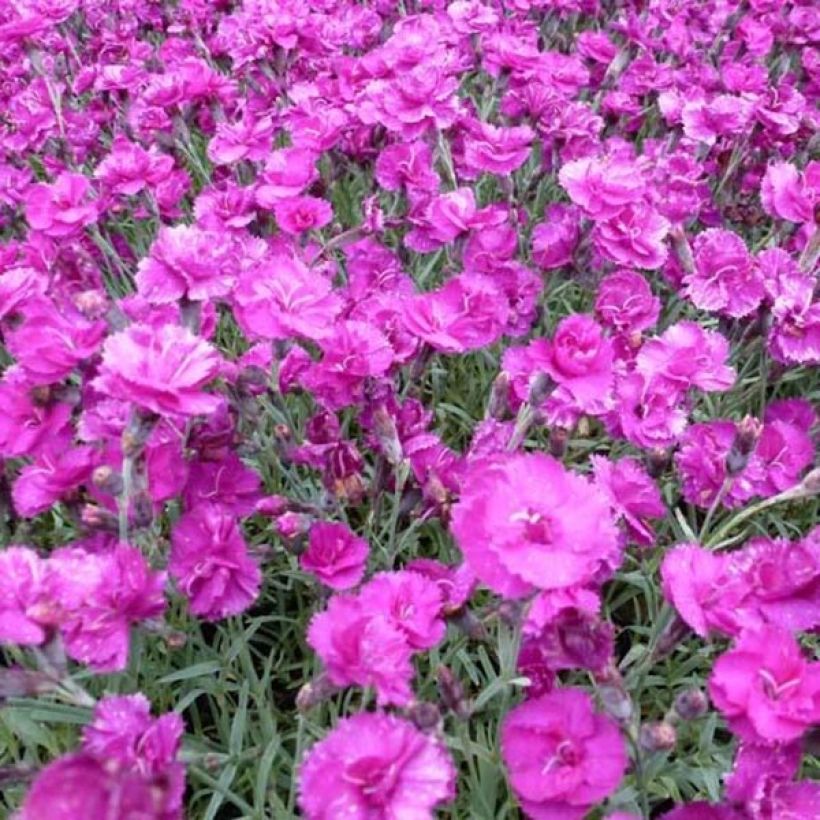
top-left (0, 0), bottom-right (818, 817)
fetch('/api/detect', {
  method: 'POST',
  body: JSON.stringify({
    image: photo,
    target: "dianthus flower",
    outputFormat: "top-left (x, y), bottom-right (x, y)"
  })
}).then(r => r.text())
top-left (595, 269), bottom-right (661, 336)
top-left (12, 446), bottom-right (96, 517)
top-left (298, 712), bottom-right (456, 819)
top-left (709, 626), bottom-right (820, 743)
top-left (593, 202), bottom-right (670, 269)
top-left (451, 453), bottom-right (620, 599)
top-left (558, 155), bottom-right (646, 219)
top-left (760, 160), bottom-right (817, 224)
top-left (273, 195), bottom-right (333, 235)
top-left (459, 120), bottom-right (535, 178)
top-left (531, 204), bottom-right (582, 270)
top-left (93, 323), bottom-right (223, 418)
top-left (0, 547), bottom-right (46, 646)
top-left (502, 688), bottom-right (627, 820)
top-left (94, 135), bottom-right (175, 197)
top-left (375, 140), bottom-right (440, 193)
top-left (255, 147), bottom-right (320, 204)
top-left (24, 172), bottom-right (97, 237)
top-left (136, 224), bottom-right (237, 303)
top-left (301, 521), bottom-right (369, 591)
top-left (169, 504), bottom-right (261, 620)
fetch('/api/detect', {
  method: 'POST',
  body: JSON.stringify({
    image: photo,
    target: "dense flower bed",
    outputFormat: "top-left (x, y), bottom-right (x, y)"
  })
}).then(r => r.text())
top-left (0, 0), bottom-right (818, 818)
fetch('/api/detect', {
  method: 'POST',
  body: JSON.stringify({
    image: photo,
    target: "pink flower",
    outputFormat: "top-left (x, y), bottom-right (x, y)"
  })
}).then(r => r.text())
top-left (300, 320), bottom-right (394, 410)
top-left (709, 626), bottom-right (820, 743)
top-left (405, 188), bottom-right (478, 251)
top-left (207, 114), bottom-right (274, 165)
top-left (404, 559), bottom-right (476, 615)
top-left (760, 161), bottom-right (816, 223)
top-left (460, 120), bottom-right (535, 177)
top-left (93, 324), bottom-right (223, 418)
top-left (685, 229), bottom-right (765, 318)
top-left (612, 372), bottom-right (689, 450)
top-left (531, 204), bottom-right (582, 270)
top-left (0, 375), bottom-right (72, 458)
top-left (595, 269), bottom-right (660, 336)
top-left (298, 712), bottom-right (456, 818)
top-left (558, 155), bottom-right (646, 219)
top-left (375, 140), bottom-right (440, 192)
top-left (255, 147), bottom-right (319, 205)
top-left (194, 183), bottom-right (256, 231)
top-left (725, 739), bottom-right (802, 807)
top-left (0, 547), bottom-right (46, 646)
top-left (94, 136), bottom-right (175, 197)
top-left (20, 694), bottom-right (184, 820)
top-left (169, 504), bottom-right (261, 620)
top-left (754, 400), bottom-right (816, 495)
top-left (402, 273), bottom-right (509, 353)
top-left (591, 456), bottom-right (666, 547)
top-left (681, 95), bottom-right (753, 145)
top-left (301, 521), bottom-right (369, 591)
top-left (636, 321), bottom-right (735, 395)
top-left (182, 453), bottom-right (262, 517)
top-left (12, 446), bottom-right (96, 517)
top-left (659, 804), bottom-right (745, 820)
top-left (501, 688), bottom-right (627, 820)
top-left (593, 203), bottom-right (670, 269)
top-left (136, 225), bottom-right (237, 303)
top-left (451, 453), bottom-right (620, 599)
top-left (24, 172), bottom-right (97, 237)
top-left (56, 544), bottom-right (167, 672)
top-left (273, 195), bottom-right (333, 235)
top-left (307, 594), bottom-right (415, 706)
top-left (359, 571), bottom-right (445, 650)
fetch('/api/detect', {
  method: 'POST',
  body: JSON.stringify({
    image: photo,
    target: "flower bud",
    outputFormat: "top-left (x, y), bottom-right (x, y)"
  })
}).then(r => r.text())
top-left (437, 666), bottom-right (471, 720)
top-left (653, 613), bottom-right (691, 660)
top-left (487, 372), bottom-right (511, 420)
top-left (407, 702), bottom-right (441, 732)
top-left (528, 372), bottom-right (555, 406)
top-left (80, 504), bottom-right (119, 532)
top-left (296, 675), bottom-right (339, 712)
top-left (449, 607), bottom-right (488, 642)
top-left (92, 466), bottom-right (123, 496)
top-left (726, 416), bottom-right (762, 475)
top-left (372, 406), bottom-right (403, 466)
top-left (598, 681), bottom-right (633, 726)
top-left (548, 427), bottom-right (569, 459)
top-left (645, 447), bottom-right (671, 478)
top-left (639, 721), bottom-right (677, 752)
top-left (673, 688), bottom-right (709, 721)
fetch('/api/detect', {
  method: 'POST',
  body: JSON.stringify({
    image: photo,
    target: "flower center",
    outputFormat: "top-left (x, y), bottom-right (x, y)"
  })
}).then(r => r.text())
top-left (511, 510), bottom-right (555, 544)
top-left (758, 668), bottom-right (800, 700)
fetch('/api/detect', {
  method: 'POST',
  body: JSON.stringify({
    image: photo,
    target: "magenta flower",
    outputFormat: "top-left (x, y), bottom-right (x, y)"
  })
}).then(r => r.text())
top-left (451, 453), bottom-right (620, 599)
top-left (531, 204), bottom-right (582, 270)
top-left (12, 446), bottom-right (96, 517)
top-left (273, 195), bottom-right (333, 235)
top-left (207, 114), bottom-right (274, 165)
top-left (94, 135), bottom-right (174, 197)
top-left (593, 202), bottom-right (670, 270)
top-left (591, 456), bottom-right (666, 547)
top-left (558, 155), bottom-right (646, 219)
top-left (136, 225), bottom-right (237, 303)
top-left (169, 504), bottom-right (261, 621)
top-left (595, 269), bottom-right (660, 336)
top-left (307, 594), bottom-right (415, 706)
top-left (233, 254), bottom-right (342, 342)
top-left (55, 544), bottom-right (167, 672)
top-left (301, 521), bottom-right (369, 591)
top-left (182, 453), bottom-right (262, 517)
top-left (681, 95), bottom-right (753, 145)
top-left (709, 626), bottom-right (820, 743)
top-left (24, 172), bottom-right (97, 237)
top-left (685, 229), bottom-right (765, 318)
top-left (93, 324), bottom-right (223, 418)
top-left (760, 161), bottom-right (817, 224)
top-left (613, 371), bottom-right (689, 450)
top-left (298, 712), bottom-right (456, 818)
top-left (460, 120), bottom-right (534, 177)
top-left (375, 140), bottom-right (440, 193)
top-left (402, 273), bottom-right (509, 354)
top-left (255, 147), bottom-right (320, 204)
top-left (502, 688), bottom-right (627, 820)
top-left (0, 375), bottom-right (72, 458)
top-left (0, 547), bottom-right (46, 646)
top-left (359, 571), bottom-right (445, 650)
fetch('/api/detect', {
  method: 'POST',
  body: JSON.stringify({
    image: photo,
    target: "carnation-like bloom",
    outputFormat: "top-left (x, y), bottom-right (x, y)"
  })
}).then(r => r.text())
top-left (24, 172), bottom-right (97, 237)
top-left (273, 195), bottom-right (333, 235)
top-left (501, 688), bottom-right (627, 819)
top-left (0, 546), bottom-right (46, 646)
top-left (460, 119), bottom-right (534, 177)
top-left (93, 323), bottom-right (223, 418)
top-left (19, 693), bottom-right (184, 820)
top-left (255, 147), bottom-right (320, 204)
top-left (12, 445), bottom-right (96, 517)
top-left (760, 161), bottom-right (816, 224)
top-left (531, 204), bottom-right (581, 270)
top-left (451, 453), bottom-right (620, 599)
top-left (593, 202), bottom-right (670, 270)
top-left (169, 503), bottom-right (261, 620)
top-left (94, 135), bottom-right (175, 197)
top-left (558, 155), bottom-right (646, 219)
top-left (685, 229), bottom-right (764, 318)
top-left (709, 626), bottom-right (820, 743)
top-left (595, 269), bottom-right (660, 336)
top-left (136, 224), bottom-right (237, 303)
top-left (298, 712), bottom-right (456, 818)
top-left (301, 521), bottom-right (369, 591)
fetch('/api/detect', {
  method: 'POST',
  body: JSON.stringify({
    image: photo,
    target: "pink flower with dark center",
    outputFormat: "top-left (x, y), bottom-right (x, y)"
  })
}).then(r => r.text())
top-left (273, 195), bottom-right (333, 235)
top-left (298, 712), bottom-right (456, 818)
top-left (451, 453), bottom-right (620, 599)
top-left (685, 229), bottom-right (765, 318)
top-left (93, 324), bottom-right (223, 418)
top-left (709, 626), bottom-right (820, 743)
top-left (24, 172), bottom-right (97, 237)
top-left (136, 225), bottom-right (237, 303)
top-left (502, 688), bottom-right (627, 819)
top-left (612, 371), bottom-right (689, 450)
top-left (593, 202), bottom-right (670, 270)
top-left (301, 521), bottom-right (369, 591)
top-left (182, 453), bottom-right (262, 517)
top-left (169, 504), bottom-right (261, 620)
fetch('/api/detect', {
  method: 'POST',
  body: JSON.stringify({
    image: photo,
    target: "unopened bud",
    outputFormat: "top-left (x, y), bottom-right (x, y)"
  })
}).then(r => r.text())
top-left (372, 406), bottom-right (403, 466)
top-left (487, 372), bottom-right (511, 420)
top-left (645, 447), bottom-right (671, 479)
top-left (296, 675), bottom-right (339, 712)
top-left (0, 668), bottom-right (55, 700)
top-left (92, 466), bottom-right (123, 496)
top-left (548, 427), bottom-right (569, 458)
top-left (653, 613), bottom-right (691, 660)
top-left (407, 701), bottom-right (441, 732)
top-left (673, 688), bottom-right (709, 721)
top-left (437, 666), bottom-right (471, 720)
top-left (165, 631), bottom-right (187, 650)
top-left (122, 412), bottom-right (157, 458)
top-left (598, 681), bottom-right (633, 725)
top-left (671, 226), bottom-right (695, 275)
top-left (727, 416), bottom-right (762, 475)
top-left (449, 607), bottom-right (488, 641)
top-left (528, 372), bottom-right (555, 406)
top-left (30, 385), bottom-right (52, 406)
top-left (639, 721), bottom-right (677, 752)
top-left (74, 289), bottom-right (108, 318)
top-left (80, 504), bottom-right (119, 532)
